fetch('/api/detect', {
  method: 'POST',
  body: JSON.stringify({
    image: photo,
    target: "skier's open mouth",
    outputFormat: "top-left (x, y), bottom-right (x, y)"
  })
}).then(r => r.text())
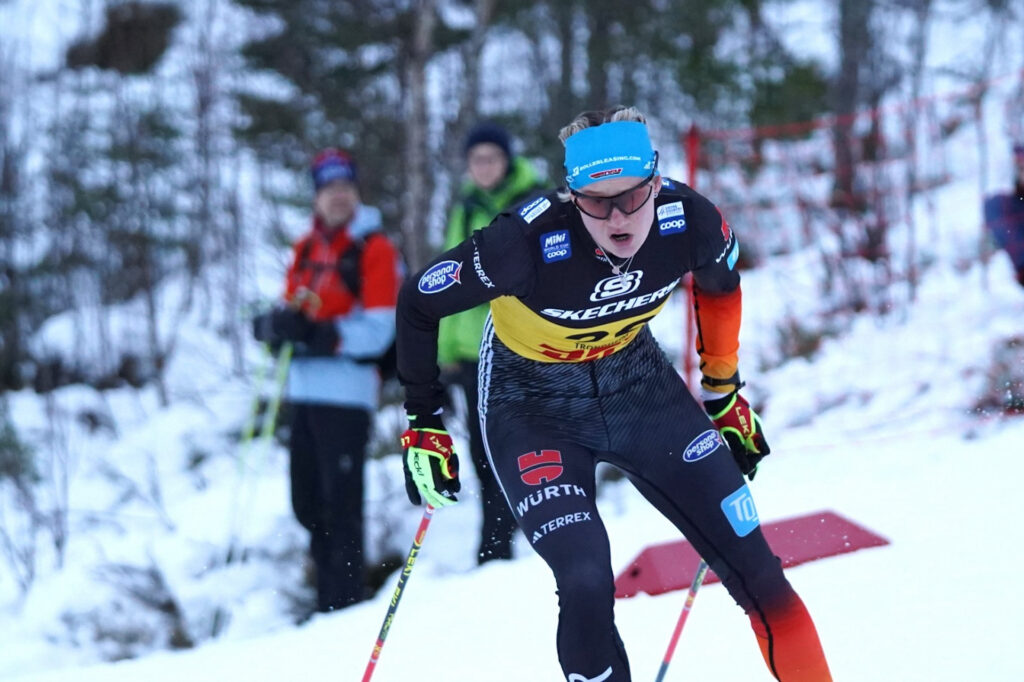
top-left (611, 233), bottom-right (630, 242)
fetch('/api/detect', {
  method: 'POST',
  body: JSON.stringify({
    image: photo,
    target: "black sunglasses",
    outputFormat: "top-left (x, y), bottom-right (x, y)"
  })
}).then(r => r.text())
top-left (570, 153), bottom-right (659, 220)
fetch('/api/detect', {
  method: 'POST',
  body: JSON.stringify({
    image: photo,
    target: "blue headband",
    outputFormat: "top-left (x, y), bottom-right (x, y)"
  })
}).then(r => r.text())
top-left (564, 120), bottom-right (657, 191)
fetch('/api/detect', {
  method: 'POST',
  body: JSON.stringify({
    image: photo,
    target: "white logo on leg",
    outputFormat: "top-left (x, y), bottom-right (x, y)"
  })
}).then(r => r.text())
top-left (568, 666), bottom-right (613, 682)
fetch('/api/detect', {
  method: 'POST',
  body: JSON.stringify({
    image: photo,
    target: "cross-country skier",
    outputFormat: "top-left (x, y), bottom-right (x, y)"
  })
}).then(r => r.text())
top-left (395, 106), bottom-right (833, 681)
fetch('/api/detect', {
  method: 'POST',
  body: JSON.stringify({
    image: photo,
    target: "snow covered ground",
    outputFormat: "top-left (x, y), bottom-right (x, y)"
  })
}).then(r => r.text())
top-left (4, 246), bottom-right (1024, 681)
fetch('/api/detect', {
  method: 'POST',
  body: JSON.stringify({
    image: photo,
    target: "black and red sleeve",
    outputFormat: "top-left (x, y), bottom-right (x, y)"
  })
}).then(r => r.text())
top-left (686, 195), bottom-right (743, 395)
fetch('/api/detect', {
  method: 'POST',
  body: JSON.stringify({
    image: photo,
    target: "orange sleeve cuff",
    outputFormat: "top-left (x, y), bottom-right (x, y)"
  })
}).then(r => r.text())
top-left (693, 284), bottom-right (742, 393)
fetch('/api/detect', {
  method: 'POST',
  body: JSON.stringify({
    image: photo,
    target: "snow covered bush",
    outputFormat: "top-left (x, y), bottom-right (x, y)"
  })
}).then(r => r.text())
top-left (975, 335), bottom-right (1024, 415)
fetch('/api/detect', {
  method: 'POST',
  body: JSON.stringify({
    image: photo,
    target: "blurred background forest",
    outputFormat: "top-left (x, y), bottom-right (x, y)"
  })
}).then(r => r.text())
top-left (2, 0), bottom-right (1020, 402)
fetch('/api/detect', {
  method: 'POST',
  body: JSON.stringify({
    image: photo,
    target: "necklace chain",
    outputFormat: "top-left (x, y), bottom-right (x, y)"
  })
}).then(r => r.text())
top-left (601, 250), bottom-right (635, 277)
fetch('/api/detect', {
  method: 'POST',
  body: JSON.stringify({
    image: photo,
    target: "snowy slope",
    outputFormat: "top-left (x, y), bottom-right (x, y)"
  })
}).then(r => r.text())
top-left (4, 244), bottom-right (1024, 681)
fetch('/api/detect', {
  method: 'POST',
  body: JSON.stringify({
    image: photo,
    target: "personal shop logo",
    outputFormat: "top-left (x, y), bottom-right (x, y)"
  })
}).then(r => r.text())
top-left (417, 260), bottom-right (462, 294)
top-left (682, 429), bottom-right (722, 462)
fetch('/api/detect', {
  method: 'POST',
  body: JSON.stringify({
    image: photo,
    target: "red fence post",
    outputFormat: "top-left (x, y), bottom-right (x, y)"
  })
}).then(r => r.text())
top-left (682, 125), bottom-right (701, 392)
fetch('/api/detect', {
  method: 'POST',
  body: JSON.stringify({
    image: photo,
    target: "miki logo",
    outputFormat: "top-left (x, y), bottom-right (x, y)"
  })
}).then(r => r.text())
top-left (544, 232), bottom-right (566, 248)
top-left (540, 230), bottom-right (572, 263)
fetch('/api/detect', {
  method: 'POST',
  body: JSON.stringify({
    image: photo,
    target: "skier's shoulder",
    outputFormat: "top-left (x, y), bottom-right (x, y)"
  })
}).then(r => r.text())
top-left (657, 177), bottom-right (718, 215)
top-left (652, 177), bottom-right (723, 238)
top-left (476, 188), bottom-right (565, 247)
top-left (508, 187), bottom-right (564, 228)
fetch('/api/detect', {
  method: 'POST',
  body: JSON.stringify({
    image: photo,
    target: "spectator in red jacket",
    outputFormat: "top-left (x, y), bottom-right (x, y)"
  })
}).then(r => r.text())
top-left (253, 149), bottom-right (402, 612)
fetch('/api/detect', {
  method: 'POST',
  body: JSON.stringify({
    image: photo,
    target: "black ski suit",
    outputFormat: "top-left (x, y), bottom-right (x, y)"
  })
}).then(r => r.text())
top-left (397, 180), bottom-right (831, 682)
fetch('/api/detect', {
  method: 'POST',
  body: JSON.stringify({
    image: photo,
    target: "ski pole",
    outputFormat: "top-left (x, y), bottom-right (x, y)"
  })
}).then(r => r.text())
top-left (257, 341), bottom-right (293, 447)
top-left (654, 559), bottom-right (709, 682)
top-left (225, 342), bottom-right (293, 565)
top-left (361, 504), bottom-right (436, 682)
top-left (237, 345), bottom-right (271, 455)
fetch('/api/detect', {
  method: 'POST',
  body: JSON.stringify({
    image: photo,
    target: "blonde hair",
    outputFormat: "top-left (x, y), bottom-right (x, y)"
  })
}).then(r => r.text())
top-left (558, 105), bottom-right (648, 145)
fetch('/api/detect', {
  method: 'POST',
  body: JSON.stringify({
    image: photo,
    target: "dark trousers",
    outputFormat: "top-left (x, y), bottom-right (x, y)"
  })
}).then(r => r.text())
top-left (289, 402), bottom-right (371, 612)
top-left (984, 193), bottom-right (1024, 285)
top-left (447, 361), bottom-right (518, 563)
top-left (480, 329), bottom-right (832, 681)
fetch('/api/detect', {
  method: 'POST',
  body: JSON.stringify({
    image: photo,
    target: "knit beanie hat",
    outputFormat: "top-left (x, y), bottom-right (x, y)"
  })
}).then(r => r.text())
top-left (464, 122), bottom-right (512, 160)
top-left (311, 148), bottom-right (358, 191)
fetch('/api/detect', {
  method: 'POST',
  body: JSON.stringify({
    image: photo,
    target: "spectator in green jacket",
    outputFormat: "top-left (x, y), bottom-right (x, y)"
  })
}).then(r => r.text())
top-left (438, 121), bottom-right (544, 564)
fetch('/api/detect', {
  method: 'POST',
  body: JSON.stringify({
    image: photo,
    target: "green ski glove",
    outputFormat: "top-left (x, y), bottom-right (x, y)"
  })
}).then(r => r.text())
top-left (401, 413), bottom-right (461, 508)
top-left (704, 390), bottom-right (771, 479)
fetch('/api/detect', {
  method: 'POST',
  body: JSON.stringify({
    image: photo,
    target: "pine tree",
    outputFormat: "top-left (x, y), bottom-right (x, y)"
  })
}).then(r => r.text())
top-left (234, 0), bottom-right (473, 267)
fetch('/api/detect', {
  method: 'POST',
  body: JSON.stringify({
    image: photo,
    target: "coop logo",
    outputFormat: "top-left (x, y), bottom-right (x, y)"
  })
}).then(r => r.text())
top-left (540, 230), bottom-right (572, 263)
top-left (514, 483), bottom-right (587, 518)
top-left (519, 196), bottom-right (551, 224)
top-left (517, 449), bottom-right (563, 486)
top-left (657, 202), bottom-right (686, 234)
top-left (682, 429), bottom-right (722, 462)
top-left (721, 484), bottom-right (760, 537)
top-left (660, 219), bottom-right (687, 235)
top-left (589, 271), bottom-right (644, 302)
top-left (417, 260), bottom-right (462, 294)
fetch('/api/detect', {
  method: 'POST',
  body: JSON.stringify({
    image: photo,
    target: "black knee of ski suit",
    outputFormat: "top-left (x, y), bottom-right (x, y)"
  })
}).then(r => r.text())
top-left (479, 324), bottom-right (798, 682)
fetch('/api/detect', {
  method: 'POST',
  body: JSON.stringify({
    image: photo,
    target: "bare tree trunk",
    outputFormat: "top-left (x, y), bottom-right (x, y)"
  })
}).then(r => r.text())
top-left (973, 3), bottom-right (1006, 289)
top-left (43, 393), bottom-right (70, 569)
top-left (903, 0), bottom-right (933, 302)
top-left (227, 167), bottom-right (245, 376)
top-left (401, 0), bottom-right (437, 271)
top-left (538, 1), bottom-right (585, 172)
top-left (440, 0), bottom-right (497, 224)
top-left (831, 0), bottom-right (873, 213)
top-left (585, 9), bottom-right (610, 110)
top-left (190, 0), bottom-right (219, 324)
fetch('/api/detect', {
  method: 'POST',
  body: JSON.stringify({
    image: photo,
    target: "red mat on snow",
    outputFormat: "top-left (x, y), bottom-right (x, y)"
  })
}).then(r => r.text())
top-left (614, 509), bottom-right (889, 599)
